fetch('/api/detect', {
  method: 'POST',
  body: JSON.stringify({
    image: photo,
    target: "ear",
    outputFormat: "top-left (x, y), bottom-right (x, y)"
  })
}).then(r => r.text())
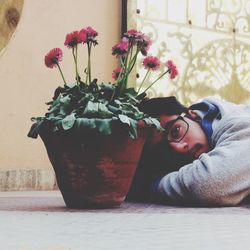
top-left (187, 110), bottom-right (201, 121)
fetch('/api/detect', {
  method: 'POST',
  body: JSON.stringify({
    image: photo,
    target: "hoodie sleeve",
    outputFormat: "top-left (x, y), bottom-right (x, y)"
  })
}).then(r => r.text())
top-left (152, 117), bottom-right (250, 206)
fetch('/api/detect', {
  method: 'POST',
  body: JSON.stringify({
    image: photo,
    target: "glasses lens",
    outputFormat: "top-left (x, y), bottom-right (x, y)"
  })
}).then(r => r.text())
top-left (167, 119), bottom-right (188, 142)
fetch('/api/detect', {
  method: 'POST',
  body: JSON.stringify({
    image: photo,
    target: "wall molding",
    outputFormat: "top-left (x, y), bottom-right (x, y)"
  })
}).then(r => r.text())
top-left (0, 169), bottom-right (57, 191)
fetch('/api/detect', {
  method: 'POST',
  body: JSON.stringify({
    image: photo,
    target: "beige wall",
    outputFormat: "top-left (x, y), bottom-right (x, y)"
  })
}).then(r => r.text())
top-left (0, 0), bottom-right (121, 189)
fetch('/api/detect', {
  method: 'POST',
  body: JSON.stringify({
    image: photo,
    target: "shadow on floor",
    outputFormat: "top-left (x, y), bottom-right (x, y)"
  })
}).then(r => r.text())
top-left (0, 192), bottom-right (250, 214)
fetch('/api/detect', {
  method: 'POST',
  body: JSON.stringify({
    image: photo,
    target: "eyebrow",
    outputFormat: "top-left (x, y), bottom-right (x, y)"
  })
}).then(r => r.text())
top-left (163, 118), bottom-right (179, 134)
top-left (163, 113), bottom-right (186, 132)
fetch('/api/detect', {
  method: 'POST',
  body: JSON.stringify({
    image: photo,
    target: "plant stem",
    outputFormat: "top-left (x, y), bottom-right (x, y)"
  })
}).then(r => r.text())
top-left (56, 63), bottom-right (67, 85)
top-left (137, 69), bottom-right (150, 93)
top-left (116, 57), bottom-right (126, 83)
top-left (72, 47), bottom-right (80, 85)
top-left (139, 69), bottom-right (170, 95)
top-left (119, 42), bottom-right (131, 90)
top-left (126, 49), bottom-right (139, 76)
top-left (87, 42), bottom-right (92, 84)
top-left (128, 45), bottom-right (134, 66)
top-left (120, 48), bottom-right (139, 90)
top-left (110, 87), bottom-right (116, 103)
top-left (75, 45), bottom-right (79, 83)
top-left (85, 67), bottom-right (88, 84)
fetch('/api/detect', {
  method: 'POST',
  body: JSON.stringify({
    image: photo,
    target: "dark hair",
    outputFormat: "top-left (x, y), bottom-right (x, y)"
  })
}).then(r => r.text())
top-left (138, 96), bottom-right (188, 117)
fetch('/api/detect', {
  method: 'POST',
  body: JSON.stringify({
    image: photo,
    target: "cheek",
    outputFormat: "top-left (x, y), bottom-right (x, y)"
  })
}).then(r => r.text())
top-left (168, 142), bottom-right (181, 153)
top-left (188, 122), bottom-right (208, 144)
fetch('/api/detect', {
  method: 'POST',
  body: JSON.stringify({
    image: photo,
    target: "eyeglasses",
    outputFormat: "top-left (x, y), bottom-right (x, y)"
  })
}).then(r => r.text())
top-left (164, 113), bottom-right (189, 143)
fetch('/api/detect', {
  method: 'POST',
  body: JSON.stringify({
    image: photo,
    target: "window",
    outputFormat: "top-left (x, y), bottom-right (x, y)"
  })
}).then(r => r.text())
top-left (127, 0), bottom-right (250, 104)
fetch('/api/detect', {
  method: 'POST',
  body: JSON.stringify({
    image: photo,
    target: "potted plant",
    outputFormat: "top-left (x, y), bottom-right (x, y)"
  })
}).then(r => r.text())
top-left (28, 27), bottom-right (178, 208)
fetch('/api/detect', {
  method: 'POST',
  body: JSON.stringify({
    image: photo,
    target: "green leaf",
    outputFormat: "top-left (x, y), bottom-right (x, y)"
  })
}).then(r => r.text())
top-left (47, 102), bottom-right (60, 114)
top-left (114, 99), bottom-right (122, 106)
top-left (107, 105), bottom-right (122, 114)
top-left (83, 101), bottom-right (98, 114)
top-left (121, 110), bottom-right (134, 117)
top-left (124, 88), bottom-right (138, 96)
top-left (83, 101), bottom-right (113, 118)
top-left (98, 103), bottom-right (114, 118)
top-left (48, 94), bottom-right (61, 109)
top-left (31, 117), bottom-right (43, 122)
top-left (74, 118), bottom-right (113, 135)
top-left (59, 95), bottom-right (72, 115)
top-left (75, 118), bottom-right (97, 130)
top-left (143, 117), bottom-right (163, 130)
top-left (27, 120), bottom-right (44, 138)
top-left (136, 92), bottom-right (147, 100)
top-left (100, 83), bottom-right (115, 92)
top-left (118, 114), bottom-right (130, 125)
top-left (95, 119), bottom-right (113, 135)
top-left (45, 115), bottom-right (64, 122)
top-left (66, 82), bottom-right (77, 88)
top-left (62, 113), bottom-right (76, 130)
top-left (29, 80), bottom-right (157, 139)
top-left (128, 118), bottom-right (138, 139)
top-left (52, 86), bottom-right (65, 102)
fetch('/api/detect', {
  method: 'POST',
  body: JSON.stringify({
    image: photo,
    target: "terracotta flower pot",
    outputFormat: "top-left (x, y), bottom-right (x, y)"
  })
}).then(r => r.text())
top-left (39, 121), bottom-right (150, 208)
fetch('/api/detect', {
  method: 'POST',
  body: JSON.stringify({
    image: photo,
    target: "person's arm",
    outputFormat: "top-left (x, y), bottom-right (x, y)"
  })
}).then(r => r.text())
top-left (127, 140), bottom-right (187, 201)
top-left (152, 119), bottom-right (250, 206)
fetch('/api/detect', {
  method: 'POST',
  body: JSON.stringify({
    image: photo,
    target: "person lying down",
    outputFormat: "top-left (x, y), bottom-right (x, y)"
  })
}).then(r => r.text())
top-left (127, 96), bottom-right (250, 206)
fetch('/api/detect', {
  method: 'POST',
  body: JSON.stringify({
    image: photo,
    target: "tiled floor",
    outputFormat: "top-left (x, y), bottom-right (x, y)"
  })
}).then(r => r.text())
top-left (1, 191), bottom-right (250, 250)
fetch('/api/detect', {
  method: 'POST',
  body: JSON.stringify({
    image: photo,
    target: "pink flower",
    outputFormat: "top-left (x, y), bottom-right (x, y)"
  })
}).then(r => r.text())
top-left (124, 29), bottom-right (152, 55)
top-left (140, 34), bottom-right (152, 56)
top-left (44, 48), bottom-right (63, 68)
top-left (166, 60), bottom-right (178, 79)
top-left (143, 56), bottom-right (160, 71)
top-left (80, 26), bottom-right (98, 44)
top-left (124, 29), bottom-right (144, 47)
top-left (79, 30), bottom-right (88, 43)
top-left (112, 67), bottom-right (124, 80)
top-left (112, 40), bottom-right (129, 57)
top-left (64, 31), bottom-right (85, 48)
top-left (85, 26), bottom-right (98, 38)
top-left (124, 29), bottom-right (143, 40)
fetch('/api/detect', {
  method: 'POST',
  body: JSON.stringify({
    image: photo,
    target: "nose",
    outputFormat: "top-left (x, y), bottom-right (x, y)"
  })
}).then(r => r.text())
top-left (170, 140), bottom-right (189, 154)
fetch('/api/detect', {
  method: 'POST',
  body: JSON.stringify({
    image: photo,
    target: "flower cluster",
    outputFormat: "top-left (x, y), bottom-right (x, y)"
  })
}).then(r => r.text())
top-left (29, 27), bottom-right (179, 139)
top-left (110, 29), bottom-right (178, 96)
top-left (45, 27), bottom-right (178, 98)
top-left (46, 26), bottom-right (98, 86)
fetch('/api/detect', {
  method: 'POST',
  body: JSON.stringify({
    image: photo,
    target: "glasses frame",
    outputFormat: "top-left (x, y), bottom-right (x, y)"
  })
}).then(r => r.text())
top-left (164, 113), bottom-right (190, 143)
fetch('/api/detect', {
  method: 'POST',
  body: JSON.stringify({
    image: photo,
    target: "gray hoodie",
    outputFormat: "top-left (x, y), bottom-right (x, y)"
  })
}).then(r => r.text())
top-left (154, 97), bottom-right (250, 206)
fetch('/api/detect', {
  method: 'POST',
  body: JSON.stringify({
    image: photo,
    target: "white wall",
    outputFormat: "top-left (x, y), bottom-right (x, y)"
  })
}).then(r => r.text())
top-left (0, 0), bottom-right (121, 189)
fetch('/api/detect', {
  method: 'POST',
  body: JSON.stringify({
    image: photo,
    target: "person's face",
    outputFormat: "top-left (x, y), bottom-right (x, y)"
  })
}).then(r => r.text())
top-left (151, 110), bottom-right (209, 161)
